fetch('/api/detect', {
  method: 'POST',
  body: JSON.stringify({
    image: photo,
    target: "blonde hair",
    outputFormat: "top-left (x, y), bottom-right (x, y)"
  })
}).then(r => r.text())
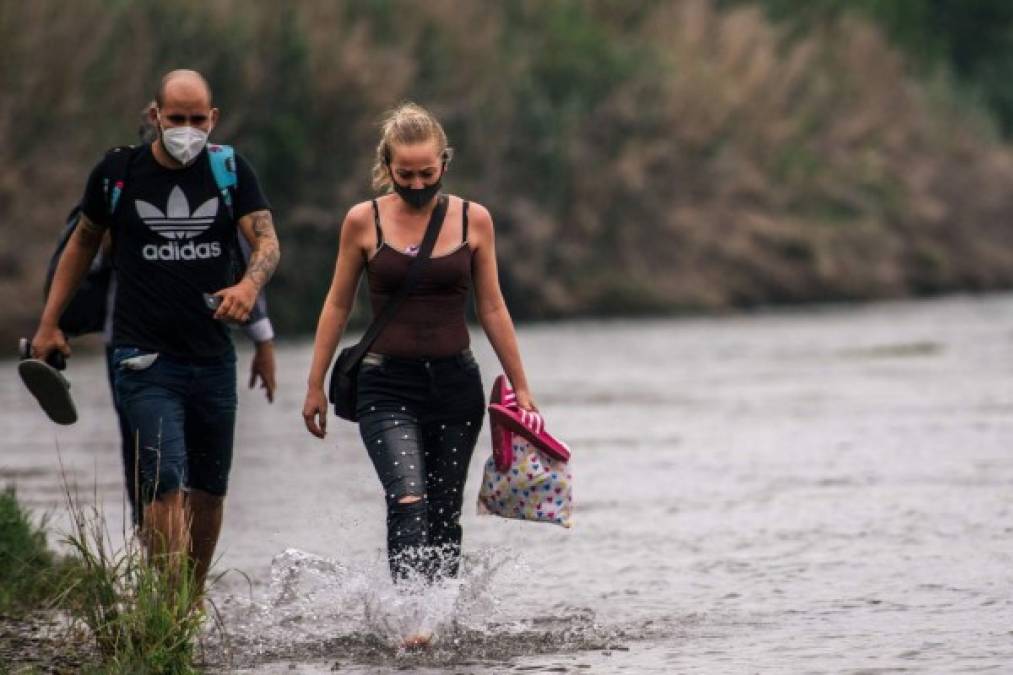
top-left (371, 102), bottom-right (453, 192)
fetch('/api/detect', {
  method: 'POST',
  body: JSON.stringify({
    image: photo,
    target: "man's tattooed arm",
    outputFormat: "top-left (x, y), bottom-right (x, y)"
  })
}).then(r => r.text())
top-left (238, 209), bottom-right (281, 290)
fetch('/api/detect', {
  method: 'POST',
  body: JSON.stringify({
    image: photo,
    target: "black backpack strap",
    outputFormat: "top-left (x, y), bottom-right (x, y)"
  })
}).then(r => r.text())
top-left (101, 145), bottom-right (137, 218)
top-left (341, 195), bottom-right (449, 374)
top-left (100, 145), bottom-right (139, 268)
top-left (44, 206), bottom-right (84, 299)
top-left (46, 145), bottom-right (133, 297)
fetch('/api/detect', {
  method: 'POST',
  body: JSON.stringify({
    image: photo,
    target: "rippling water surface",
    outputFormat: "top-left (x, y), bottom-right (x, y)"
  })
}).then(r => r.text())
top-left (3, 294), bottom-right (1013, 672)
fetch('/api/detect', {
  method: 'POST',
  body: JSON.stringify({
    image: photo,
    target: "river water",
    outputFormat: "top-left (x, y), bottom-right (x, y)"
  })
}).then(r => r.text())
top-left (3, 293), bottom-right (1012, 673)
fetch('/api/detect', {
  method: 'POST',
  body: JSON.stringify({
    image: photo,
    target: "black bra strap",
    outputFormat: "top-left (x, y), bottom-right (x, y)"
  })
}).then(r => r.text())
top-left (462, 201), bottom-right (470, 243)
top-left (371, 199), bottom-right (383, 249)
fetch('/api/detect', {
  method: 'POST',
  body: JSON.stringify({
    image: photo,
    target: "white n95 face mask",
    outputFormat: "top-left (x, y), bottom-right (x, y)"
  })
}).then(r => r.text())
top-left (161, 125), bottom-right (209, 166)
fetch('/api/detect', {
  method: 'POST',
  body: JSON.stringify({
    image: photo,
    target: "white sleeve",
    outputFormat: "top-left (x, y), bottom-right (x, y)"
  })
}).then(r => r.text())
top-left (242, 317), bottom-right (275, 344)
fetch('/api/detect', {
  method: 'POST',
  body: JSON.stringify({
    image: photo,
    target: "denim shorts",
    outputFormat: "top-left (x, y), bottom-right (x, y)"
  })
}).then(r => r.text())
top-left (112, 345), bottom-right (237, 501)
top-left (105, 346), bottom-right (140, 525)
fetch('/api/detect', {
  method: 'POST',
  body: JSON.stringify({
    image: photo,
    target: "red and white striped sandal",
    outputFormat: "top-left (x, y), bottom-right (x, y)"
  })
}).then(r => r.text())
top-left (487, 375), bottom-right (570, 464)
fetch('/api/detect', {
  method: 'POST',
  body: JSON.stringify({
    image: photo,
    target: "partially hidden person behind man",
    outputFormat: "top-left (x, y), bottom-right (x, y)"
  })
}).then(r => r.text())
top-left (31, 70), bottom-right (281, 600)
top-left (302, 103), bottom-right (539, 595)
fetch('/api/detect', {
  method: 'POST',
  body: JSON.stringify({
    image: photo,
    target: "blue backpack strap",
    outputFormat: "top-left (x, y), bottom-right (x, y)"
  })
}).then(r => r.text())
top-left (208, 143), bottom-right (246, 283)
top-left (207, 144), bottom-right (237, 221)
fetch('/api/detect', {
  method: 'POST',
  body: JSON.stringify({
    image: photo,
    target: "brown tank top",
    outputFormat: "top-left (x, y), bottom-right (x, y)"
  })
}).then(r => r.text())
top-left (365, 199), bottom-right (472, 358)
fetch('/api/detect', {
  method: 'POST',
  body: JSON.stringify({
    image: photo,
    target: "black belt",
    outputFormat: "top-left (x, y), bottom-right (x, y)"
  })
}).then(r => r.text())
top-left (362, 348), bottom-right (474, 369)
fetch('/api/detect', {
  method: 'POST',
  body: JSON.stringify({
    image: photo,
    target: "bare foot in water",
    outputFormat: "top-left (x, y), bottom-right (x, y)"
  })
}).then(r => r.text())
top-left (401, 633), bottom-right (433, 650)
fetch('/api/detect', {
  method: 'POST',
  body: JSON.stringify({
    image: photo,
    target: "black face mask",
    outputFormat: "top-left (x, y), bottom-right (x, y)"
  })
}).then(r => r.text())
top-left (392, 179), bottom-right (441, 209)
top-left (390, 167), bottom-right (444, 209)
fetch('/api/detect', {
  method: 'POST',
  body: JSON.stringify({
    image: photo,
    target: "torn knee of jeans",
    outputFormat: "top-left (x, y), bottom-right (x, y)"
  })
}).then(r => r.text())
top-left (389, 494), bottom-right (427, 519)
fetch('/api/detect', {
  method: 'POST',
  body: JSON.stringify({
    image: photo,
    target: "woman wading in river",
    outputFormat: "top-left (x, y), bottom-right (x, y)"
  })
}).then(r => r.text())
top-left (301, 103), bottom-right (537, 622)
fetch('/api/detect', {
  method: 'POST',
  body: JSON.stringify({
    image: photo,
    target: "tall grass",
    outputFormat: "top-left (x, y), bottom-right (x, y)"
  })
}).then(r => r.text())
top-left (0, 487), bottom-right (68, 614)
top-left (56, 479), bottom-right (219, 673)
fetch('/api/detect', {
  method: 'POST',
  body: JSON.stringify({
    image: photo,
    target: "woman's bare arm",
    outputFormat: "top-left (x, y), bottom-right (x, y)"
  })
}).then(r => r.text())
top-left (303, 203), bottom-right (372, 437)
top-left (469, 201), bottom-right (537, 410)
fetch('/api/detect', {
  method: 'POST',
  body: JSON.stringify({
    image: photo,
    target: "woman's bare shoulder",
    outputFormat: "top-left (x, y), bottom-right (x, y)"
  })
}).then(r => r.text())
top-left (339, 200), bottom-right (377, 235)
top-left (346, 199), bottom-right (377, 223)
top-left (459, 198), bottom-right (494, 240)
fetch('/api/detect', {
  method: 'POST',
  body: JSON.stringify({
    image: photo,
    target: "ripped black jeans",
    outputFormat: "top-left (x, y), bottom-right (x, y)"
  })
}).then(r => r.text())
top-left (357, 349), bottom-right (485, 583)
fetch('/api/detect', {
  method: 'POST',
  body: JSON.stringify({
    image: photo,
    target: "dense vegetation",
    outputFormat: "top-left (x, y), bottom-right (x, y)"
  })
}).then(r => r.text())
top-left (0, 487), bottom-right (209, 672)
top-left (0, 488), bottom-right (64, 613)
top-left (4, 0), bottom-right (1013, 345)
top-left (742, 0), bottom-right (1013, 134)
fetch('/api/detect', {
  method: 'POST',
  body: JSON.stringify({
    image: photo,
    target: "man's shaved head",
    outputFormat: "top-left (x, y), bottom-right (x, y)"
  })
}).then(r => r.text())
top-left (155, 69), bottom-right (214, 108)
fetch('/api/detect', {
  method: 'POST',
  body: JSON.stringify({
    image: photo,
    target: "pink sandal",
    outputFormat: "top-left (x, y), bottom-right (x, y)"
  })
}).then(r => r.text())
top-left (487, 376), bottom-right (570, 463)
top-left (488, 375), bottom-right (515, 472)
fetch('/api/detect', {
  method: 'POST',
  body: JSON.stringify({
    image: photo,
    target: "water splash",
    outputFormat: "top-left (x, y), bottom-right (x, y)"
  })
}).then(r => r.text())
top-left (213, 547), bottom-right (516, 661)
top-left (207, 547), bottom-right (624, 670)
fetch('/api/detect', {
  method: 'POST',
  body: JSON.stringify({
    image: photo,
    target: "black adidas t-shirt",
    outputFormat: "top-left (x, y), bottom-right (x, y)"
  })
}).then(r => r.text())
top-left (81, 144), bottom-right (270, 359)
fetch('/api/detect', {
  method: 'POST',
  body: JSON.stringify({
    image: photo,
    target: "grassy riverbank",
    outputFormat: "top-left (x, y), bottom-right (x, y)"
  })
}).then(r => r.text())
top-left (0, 487), bottom-right (212, 673)
top-left (0, 488), bottom-right (69, 615)
top-left (0, 487), bottom-right (92, 671)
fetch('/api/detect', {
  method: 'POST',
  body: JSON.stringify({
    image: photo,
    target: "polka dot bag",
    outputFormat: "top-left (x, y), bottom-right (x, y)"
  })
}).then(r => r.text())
top-left (477, 375), bottom-right (573, 528)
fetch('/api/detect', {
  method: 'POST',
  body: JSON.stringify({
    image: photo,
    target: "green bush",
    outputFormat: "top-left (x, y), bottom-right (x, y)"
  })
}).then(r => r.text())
top-left (0, 487), bottom-right (62, 613)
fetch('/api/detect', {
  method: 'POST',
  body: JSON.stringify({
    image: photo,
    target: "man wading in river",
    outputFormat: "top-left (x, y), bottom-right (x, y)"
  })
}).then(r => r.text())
top-left (30, 69), bottom-right (280, 600)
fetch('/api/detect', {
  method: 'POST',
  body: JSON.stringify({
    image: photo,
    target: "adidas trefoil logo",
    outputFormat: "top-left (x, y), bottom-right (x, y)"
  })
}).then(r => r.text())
top-left (136, 186), bottom-right (218, 240)
top-left (135, 186), bottom-right (223, 262)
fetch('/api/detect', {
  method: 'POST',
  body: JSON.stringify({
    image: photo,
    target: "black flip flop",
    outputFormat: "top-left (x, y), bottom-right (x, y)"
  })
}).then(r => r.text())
top-left (17, 339), bottom-right (77, 425)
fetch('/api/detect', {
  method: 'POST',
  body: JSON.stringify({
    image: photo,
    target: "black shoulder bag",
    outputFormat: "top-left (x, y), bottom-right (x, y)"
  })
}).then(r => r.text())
top-left (328, 194), bottom-right (449, 421)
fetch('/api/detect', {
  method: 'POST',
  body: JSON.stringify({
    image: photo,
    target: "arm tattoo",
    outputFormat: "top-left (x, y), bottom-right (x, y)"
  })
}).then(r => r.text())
top-left (242, 210), bottom-right (280, 289)
top-left (251, 211), bottom-right (274, 239)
